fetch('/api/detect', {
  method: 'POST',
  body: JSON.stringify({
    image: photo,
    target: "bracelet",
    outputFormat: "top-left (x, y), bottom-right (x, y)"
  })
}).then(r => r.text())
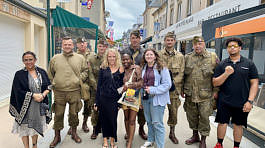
top-left (41, 93), bottom-right (45, 98)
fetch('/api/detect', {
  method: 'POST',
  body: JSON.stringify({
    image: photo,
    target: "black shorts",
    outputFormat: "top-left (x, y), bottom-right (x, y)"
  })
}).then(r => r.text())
top-left (215, 103), bottom-right (249, 128)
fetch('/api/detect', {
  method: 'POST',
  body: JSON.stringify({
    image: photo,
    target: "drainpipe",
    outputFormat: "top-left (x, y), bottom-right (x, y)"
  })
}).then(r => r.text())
top-left (46, 0), bottom-right (52, 108)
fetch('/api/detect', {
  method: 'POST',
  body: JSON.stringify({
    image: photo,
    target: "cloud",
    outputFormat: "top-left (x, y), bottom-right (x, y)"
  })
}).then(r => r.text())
top-left (105, 0), bottom-right (145, 40)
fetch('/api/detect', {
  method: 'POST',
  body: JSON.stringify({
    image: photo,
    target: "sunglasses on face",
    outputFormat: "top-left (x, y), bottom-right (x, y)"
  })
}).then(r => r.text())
top-left (227, 45), bottom-right (239, 48)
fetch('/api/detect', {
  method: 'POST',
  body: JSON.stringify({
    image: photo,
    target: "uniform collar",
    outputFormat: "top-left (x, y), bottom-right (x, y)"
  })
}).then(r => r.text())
top-left (77, 49), bottom-right (89, 56)
top-left (63, 51), bottom-right (74, 57)
top-left (193, 49), bottom-right (208, 57)
top-left (96, 54), bottom-right (103, 59)
top-left (129, 46), bottom-right (140, 53)
top-left (161, 48), bottom-right (176, 56)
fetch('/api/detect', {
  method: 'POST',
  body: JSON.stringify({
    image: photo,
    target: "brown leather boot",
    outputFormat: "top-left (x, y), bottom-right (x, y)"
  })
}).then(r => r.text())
top-left (199, 136), bottom-right (207, 148)
top-left (71, 127), bottom-right (82, 143)
top-left (67, 127), bottom-right (72, 135)
top-left (90, 126), bottom-right (98, 140)
top-left (185, 130), bottom-right (200, 145)
top-left (139, 125), bottom-right (147, 140)
top-left (169, 126), bottom-right (179, 144)
top-left (49, 130), bottom-right (61, 148)
top-left (82, 115), bottom-right (89, 133)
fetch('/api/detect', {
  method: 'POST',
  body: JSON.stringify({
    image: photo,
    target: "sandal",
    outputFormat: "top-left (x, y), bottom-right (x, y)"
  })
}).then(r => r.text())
top-left (110, 143), bottom-right (118, 148)
top-left (102, 143), bottom-right (109, 148)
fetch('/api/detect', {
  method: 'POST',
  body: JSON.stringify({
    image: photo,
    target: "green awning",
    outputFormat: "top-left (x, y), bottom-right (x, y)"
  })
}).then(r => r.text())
top-left (141, 36), bottom-right (152, 44)
top-left (51, 6), bottom-right (105, 39)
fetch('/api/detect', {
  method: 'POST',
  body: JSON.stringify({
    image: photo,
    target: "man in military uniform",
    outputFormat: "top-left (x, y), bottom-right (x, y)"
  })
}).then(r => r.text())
top-left (68, 37), bottom-right (96, 134)
top-left (159, 32), bottom-right (184, 144)
top-left (48, 37), bottom-right (88, 147)
top-left (88, 39), bottom-right (108, 139)
top-left (121, 30), bottom-right (147, 140)
top-left (183, 36), bottom-right (219, 148)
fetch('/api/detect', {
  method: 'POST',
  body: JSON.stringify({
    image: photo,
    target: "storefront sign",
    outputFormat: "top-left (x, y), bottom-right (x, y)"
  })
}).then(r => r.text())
top-left (0, 0), bottom-right (30, 21)
top-left (159, 0), bottom-right (260, 37)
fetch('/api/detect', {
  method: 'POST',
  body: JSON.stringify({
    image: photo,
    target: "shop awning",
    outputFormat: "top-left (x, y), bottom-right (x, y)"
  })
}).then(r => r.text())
top-left (51, 6), bottom-right (105, 39)
top-left (141, 36), bottom-right (152, 44)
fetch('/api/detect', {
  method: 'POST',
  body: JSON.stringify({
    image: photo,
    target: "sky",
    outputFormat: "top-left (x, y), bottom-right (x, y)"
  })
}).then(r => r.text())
top-left (105, 0), bottom-right (145, 40)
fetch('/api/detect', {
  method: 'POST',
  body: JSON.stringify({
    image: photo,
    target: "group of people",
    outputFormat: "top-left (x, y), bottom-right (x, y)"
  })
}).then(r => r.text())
top-left (9, 29), bottom-right (259, 148)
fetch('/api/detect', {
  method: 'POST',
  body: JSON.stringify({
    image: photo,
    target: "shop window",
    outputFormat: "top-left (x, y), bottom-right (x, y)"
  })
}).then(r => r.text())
top-left (262, 0), bottom-right (265, 4)
top-left (170, 8), bottom-right (174, 26)
top-left (187, 0), bottom-right (192, 16)
top-left (253, 33), bottom-right (265, 76)
top-left (158, 43), bottom-right (162, 50)
top-left (177, 2), bottom-right (182, 22)
top-left (207, 0), bottom-right (214, 7)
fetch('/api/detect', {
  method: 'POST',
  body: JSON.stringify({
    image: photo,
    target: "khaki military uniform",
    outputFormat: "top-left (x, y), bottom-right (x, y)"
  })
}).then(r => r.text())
top-left (77, 50), bottom-right (96, 117)
top-left (88, 53), bottom-right (103, 126)
top-left (48, 52), bottom-right (88, 130)
top-left (183, 50), bottom-right (218, 136)
top-left (160, 48), bottom-right (184, 126)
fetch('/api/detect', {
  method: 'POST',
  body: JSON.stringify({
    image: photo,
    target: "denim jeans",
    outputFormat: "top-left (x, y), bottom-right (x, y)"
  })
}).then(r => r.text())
top-left (142, 97), bottom-right (166, 148)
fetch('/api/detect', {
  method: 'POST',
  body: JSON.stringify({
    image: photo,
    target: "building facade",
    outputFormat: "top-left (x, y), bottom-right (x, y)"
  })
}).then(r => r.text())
top-left (0, 0), bottom-right (106, 102)
top-left (0, 0), bottom-right (47, 102)
top-left (144, 0), bottom-right (262, 52)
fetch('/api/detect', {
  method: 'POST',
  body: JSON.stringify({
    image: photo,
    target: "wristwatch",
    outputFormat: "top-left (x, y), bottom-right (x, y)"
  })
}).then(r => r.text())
top-left (247, 100), bottom-right (254, 105)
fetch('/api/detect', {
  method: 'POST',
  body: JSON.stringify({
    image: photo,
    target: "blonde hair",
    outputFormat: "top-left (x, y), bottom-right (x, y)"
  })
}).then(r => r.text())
top-left (101, 48), bottom-right (122, 69)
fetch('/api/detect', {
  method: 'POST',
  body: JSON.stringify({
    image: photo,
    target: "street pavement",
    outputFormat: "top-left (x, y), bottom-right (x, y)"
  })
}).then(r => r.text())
top-left (0, 98), bottom-right (259, 148)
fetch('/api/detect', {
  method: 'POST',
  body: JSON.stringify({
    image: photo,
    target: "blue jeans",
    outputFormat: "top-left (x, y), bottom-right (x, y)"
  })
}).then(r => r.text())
top-left (142, 98), bottom-right (165, 148)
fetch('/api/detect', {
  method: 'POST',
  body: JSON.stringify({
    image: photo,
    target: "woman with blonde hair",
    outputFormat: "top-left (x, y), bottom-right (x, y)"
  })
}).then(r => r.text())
top-left (140, 48), bottom-right (171, 148)
top-left (94, 48), bottom-right (124, 148)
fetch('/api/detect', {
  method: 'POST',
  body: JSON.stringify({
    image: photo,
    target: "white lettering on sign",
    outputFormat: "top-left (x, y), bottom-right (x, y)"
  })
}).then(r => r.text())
top-left (159, 0), bottom-right (260, 37)
top-left (197, 5), bottom-right (241, 26)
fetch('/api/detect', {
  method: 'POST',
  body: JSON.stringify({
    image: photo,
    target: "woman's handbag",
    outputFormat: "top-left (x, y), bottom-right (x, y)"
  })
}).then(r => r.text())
top-left (117, 69), bottom-right (141, 110)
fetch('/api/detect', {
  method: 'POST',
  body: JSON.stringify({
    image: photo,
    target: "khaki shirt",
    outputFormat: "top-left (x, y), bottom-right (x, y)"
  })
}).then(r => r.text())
top-left (48, 52), bottom-right (88, 92)
top-left (184, 50), bottom-right (218, 102)
top-left (159, 48), bottom-right (185, 98)
top-left (77, 50), bottom-right (96, 88)
top-left (88, 53), bottom-right (104, 89)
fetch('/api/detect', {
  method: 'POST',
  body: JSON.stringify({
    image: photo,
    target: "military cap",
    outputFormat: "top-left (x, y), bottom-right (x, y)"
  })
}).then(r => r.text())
top-left (192, 36), bottom-right (204, 44)
top-left (164, 31), bottom-right (176, 40)
top-left (77, 37), bottom-right (86, 43)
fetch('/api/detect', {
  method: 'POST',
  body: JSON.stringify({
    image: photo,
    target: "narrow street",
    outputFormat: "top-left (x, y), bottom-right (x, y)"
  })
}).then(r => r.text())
top-left (0, 98), bottom-right (258, 148)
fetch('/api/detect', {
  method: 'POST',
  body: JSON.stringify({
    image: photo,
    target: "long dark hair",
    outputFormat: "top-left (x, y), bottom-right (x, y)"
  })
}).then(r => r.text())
top-left (140, 48), bottom-right (164, 71)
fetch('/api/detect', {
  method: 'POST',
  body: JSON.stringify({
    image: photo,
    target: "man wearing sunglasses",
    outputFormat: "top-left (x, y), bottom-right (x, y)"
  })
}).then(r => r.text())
top-left (213, 37), bottom-right (259, 148)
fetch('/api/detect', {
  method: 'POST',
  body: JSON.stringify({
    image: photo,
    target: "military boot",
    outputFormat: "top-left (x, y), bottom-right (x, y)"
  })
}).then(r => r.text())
top-left (199, 136), bottom-right (207, 148)
top-left (71, 127), bottom-right (82, 143)
top-left (91, 126), bottom-right (98, 139)
top-left (49, 130), bottom-right (61, 148)
top-left (169, 126), bottom-right (179, 144)
top-left (139, 125), bottom-right (147, 140)
top-left (82, 115), bottom-right (89, 133)
top-left (185, 130), bottom-right (200, 145)
top-left (67, 127), bottom-right (72, 135)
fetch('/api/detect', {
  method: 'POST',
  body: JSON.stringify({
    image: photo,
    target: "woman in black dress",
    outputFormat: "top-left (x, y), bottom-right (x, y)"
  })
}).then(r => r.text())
top-left (94, 48), bottom-right (124, 148)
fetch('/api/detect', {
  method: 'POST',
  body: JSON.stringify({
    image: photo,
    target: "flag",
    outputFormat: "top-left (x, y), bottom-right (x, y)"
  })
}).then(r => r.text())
top-left (87, 0), bottom-right (93, 9)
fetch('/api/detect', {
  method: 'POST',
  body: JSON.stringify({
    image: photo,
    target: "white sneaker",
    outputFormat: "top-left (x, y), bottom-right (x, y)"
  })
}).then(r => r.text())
top-left (140, 141), bottom-right (154, 148)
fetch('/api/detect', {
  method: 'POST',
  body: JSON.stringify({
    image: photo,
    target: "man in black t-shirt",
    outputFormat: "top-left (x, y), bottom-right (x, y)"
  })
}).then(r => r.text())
top-left (212, 38), bottom-right (259, 148)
